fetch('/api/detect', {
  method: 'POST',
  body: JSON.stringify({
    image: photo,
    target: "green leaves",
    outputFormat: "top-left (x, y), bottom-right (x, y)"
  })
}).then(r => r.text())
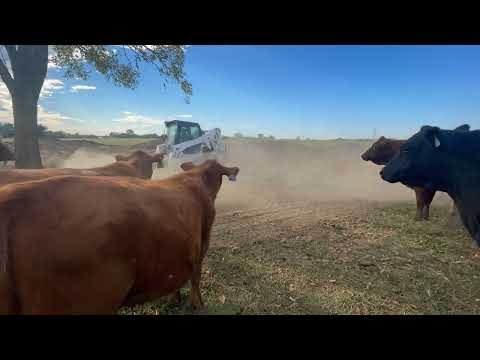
top-left (50, 45), bottom-right (192, 101)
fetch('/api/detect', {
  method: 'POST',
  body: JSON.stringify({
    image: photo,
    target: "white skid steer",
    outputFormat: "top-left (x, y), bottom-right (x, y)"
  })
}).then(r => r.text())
top-left (155, 120), bottom-right (226, 173)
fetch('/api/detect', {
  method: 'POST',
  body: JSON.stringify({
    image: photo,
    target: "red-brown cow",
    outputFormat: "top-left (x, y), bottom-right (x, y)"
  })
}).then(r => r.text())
top-left (0, 142), bottom-right (14, 167)
top-left (361, 136), bottom-right (456, 220)
top-left (0, 160), bottom-right (239, 314)
top-left (0, 150), bottom-right (163, 187)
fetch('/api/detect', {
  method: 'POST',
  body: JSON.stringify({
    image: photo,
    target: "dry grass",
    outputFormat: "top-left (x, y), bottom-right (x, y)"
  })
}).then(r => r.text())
top-left (119, 202), bottom-right (480, 315)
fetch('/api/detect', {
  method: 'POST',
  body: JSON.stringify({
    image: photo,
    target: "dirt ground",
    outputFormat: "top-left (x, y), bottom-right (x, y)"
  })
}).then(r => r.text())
top-left (6, 137), bottom-right (479, 314)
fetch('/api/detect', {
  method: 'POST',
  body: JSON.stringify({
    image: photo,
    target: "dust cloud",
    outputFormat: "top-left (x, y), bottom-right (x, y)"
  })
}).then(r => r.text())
top-left (59, 140), bottom-right (451, 213)
top-left (210, 139), bottom-right (452, 212)
top-left (59, 148), bottom-right (116, 169)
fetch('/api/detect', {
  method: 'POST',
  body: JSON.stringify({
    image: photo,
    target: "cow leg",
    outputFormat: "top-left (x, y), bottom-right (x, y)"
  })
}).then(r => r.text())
top-left (0, 275), bottom-right (16, 315)
top-left (421, 190), bottom-right (436, 221)
top-left (413, 189), bottom-right (424, 221)
top-left (451, 202), bottom-right (459, 216)
top-left (167, 290), bottom-right (182, 305)
top-left (188, 262), bottom-right (204, 310)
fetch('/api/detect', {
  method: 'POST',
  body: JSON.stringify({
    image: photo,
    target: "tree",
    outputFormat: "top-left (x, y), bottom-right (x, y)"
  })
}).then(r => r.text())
top-left (234, 132), bottom-right (243, 138)
top-left (125, 129), bottom-right (135, 136)
top-left (0, 45), bottom-right (192, 168)
top-left (257, 133), bottom-right (264, 139)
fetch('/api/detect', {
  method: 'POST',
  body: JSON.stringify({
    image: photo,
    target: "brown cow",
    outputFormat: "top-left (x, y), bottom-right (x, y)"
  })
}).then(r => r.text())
top-left (361, 136), bottom-right (456, 220)
top-left (0, 159), bottom-right (239, 314)
top-left (0, 150), bottom-right (164, 187)
top-left (0, 142), bottom-right (14, 167)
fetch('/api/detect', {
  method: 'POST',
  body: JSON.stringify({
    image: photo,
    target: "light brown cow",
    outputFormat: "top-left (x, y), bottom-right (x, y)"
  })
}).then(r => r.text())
top-left (0, 159), bottom-right (239, 314)
top-left (0, 150), bottom-right (164, 187)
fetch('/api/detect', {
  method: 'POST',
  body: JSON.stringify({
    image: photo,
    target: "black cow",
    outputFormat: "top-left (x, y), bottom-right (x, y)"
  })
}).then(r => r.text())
top-left (380, 124), bottom-right (480, 247)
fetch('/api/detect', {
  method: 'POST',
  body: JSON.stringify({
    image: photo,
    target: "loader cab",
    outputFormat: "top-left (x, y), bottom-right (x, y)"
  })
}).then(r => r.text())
top-left (165, 120), bottom-right (204, 146)
top-left (165, 120), bottom-right (204, 154)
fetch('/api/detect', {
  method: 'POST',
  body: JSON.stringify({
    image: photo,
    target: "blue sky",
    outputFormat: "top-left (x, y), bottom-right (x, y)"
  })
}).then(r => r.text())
top-left (2, 45), bottom-right (480, 139)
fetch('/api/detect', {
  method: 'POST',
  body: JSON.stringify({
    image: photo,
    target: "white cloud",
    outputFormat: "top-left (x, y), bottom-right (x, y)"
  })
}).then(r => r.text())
top-left (70, 85), bottom-right (96, 93)
top-left (175, 114), bottom-right (193, 118)
top-left (110, 111), bottom-right (166, 134)
top-left (0, 82), bottom-right (13, 121)
top-left (48, 61), bottom-right (59, 69)
top-left (0, 81), bottom-right (85, 133)
top-left (112, 111), bottom-right (162, 127)
top-left (40, 79), bottom-right (64, 98)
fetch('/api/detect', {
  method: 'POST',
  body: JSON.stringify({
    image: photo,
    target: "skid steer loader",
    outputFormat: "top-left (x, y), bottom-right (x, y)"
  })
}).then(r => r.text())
top-left (154, 120), bottom-right (226, 173)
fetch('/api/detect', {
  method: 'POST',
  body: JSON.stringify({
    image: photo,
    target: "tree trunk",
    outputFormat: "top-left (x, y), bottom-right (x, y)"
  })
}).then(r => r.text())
top-left (12, 94), bottom-right (42, 168)
top-left (9, 45), bottom-right (48, 169)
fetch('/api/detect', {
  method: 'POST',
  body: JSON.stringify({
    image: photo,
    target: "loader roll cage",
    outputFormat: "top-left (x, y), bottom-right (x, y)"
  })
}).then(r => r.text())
top-left (165, 120), bottom-right (204, 146)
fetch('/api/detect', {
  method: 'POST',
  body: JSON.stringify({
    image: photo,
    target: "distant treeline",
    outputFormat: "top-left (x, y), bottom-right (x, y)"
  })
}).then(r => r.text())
top-left (0, 123), bottom-right (162, 139)
top-left (107, 129), bottom-right (163, 139)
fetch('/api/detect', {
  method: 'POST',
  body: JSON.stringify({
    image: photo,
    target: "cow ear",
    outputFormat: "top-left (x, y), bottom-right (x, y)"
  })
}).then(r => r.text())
top-left (420, 125), bottom-right (434, 133)
top-left (454, 124), bottom-right (470, 132)
top-left (423, 127), bottom-right (442, 148)
top-left (181, 162), bottom-right (196, 171)
top-left (151, 153), bottom-right (164, 163)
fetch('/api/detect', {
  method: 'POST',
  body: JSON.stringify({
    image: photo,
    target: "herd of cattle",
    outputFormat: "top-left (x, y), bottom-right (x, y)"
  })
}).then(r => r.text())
top-left (0, 123), bottom-right (478, 314)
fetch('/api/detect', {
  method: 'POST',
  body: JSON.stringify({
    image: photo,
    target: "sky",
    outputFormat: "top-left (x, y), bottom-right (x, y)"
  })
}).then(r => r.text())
top-left (1, 45), bottom-right (480, 139)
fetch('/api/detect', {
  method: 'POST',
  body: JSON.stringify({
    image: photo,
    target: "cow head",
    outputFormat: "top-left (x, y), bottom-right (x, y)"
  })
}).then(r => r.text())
top-left (115, 150), bottom-right (164, 179)
top-left (361, 136), bottom-right (399, 165)
top-left (181, 160), bottom-right (240, 199)
top-left (380, 124), bottom-right (470, 192)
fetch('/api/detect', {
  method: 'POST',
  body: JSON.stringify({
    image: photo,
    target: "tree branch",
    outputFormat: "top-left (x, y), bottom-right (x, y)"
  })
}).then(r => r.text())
top-left (0, 51), bottom-right (14, 95)
top-left (121, 45), bottom-right (135, 70)
top-left (128, 46), bottom-right (164, 75)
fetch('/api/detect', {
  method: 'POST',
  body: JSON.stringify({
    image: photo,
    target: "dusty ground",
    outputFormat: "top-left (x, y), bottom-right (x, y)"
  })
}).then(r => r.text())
top-left (5, 137), bottom-right (479, 314)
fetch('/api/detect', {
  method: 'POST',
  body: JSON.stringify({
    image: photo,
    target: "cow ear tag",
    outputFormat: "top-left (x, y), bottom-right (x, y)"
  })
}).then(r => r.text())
top-left (434, 136), bottom-right (441, 148)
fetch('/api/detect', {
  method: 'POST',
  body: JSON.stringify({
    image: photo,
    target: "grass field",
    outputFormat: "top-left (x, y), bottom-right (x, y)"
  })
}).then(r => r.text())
top-left (5, 134), bottom-right (478, 315)
top-left (119, 202), bottom-right (480, 315)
